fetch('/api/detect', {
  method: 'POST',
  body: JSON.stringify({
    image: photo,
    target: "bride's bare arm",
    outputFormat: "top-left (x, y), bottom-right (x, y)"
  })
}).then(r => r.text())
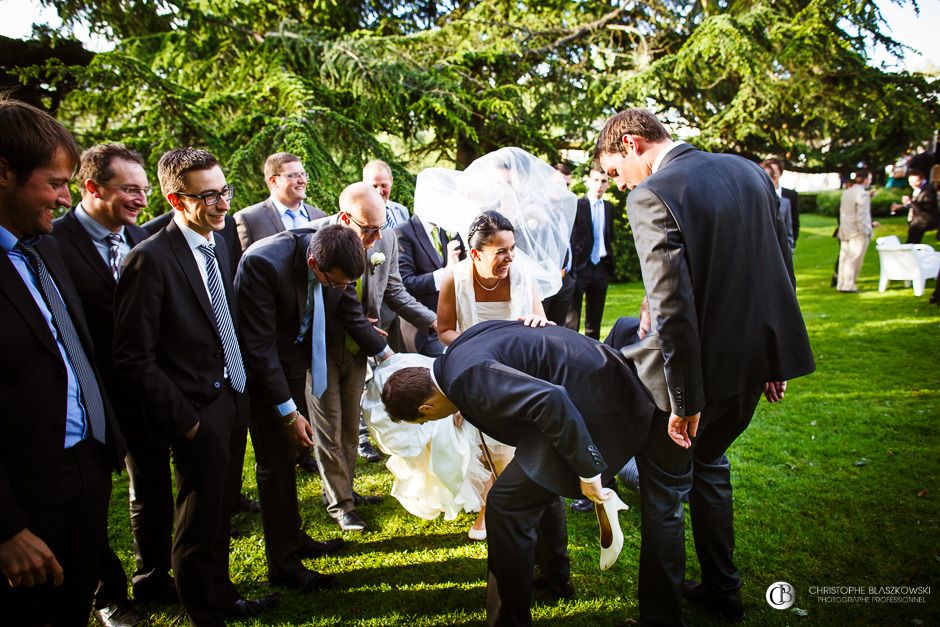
top-left (438, 269), bottom-right (460, 346)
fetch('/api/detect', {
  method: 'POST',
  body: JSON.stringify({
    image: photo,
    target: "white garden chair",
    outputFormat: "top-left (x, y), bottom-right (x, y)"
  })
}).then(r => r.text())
top-left (875, 236), bottom-right (940, 296)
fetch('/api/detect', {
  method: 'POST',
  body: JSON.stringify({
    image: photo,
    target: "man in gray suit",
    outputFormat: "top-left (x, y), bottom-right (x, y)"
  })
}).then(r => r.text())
top-left (233, 152), bottom-right (326, 251)
top-left (309, 183), bottom-right (436, 531)
top-left (595, 108), bottom-right (815, 625)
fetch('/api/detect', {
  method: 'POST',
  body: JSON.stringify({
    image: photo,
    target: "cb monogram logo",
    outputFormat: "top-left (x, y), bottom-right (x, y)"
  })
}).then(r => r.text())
top-left (766, 581), bottom-right (796, 610)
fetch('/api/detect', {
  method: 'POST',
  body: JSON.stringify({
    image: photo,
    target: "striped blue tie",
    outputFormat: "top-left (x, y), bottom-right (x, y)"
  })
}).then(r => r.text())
top-left (197, 244), bottom-right (246, 393)
top-left (17, 240), bottom-right (107, 445)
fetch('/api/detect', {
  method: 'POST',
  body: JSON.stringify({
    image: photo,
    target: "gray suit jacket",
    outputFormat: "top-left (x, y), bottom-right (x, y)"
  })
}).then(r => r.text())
top-left (233, 198), bottom-right (326, 252)
top-left (310, 216), bottom-right (436, 336)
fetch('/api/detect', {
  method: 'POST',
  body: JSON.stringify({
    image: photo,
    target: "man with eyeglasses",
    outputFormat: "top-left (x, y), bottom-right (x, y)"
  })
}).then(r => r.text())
top-left (115, 148), bottom-right (278, 625)
top-left (235, 224), bottom-right (387, 591)
top-left (233, 152), bottom-right (327, 252)
top-left (308, 182), bottom-right (436, 531)
top-left (50, 144), bottom-right (160, 626)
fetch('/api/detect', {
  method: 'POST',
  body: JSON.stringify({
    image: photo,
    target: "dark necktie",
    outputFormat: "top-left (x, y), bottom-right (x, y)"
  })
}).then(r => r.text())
top-left (197, 244), bottom-right (246, 393)
top-left (105, 232), bottom-right (123, 280)
top-left (17, 240), bottom-right (107, 445)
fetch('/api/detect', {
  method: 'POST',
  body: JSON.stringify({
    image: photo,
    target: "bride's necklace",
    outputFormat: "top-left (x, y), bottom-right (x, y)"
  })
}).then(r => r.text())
top-left (474, 273), bottom-right (502, 292)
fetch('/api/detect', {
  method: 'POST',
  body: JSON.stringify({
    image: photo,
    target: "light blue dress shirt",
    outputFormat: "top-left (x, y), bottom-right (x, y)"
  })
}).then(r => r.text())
top-left (74, 203), bottom-right (130, 265)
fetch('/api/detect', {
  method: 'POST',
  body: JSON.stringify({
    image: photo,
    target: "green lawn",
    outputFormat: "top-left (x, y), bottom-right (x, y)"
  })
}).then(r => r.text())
top-left (106, 214), bottom-right (939, 625)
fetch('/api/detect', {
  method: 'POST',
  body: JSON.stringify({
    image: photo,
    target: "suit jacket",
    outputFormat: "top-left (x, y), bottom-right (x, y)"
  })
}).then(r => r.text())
top-left (233, 199), bottom-right (326, 252)
top-left (51, 208), bottom-right (150, 417)
top-left (0, 235), bottom-right (125, 541)
top-left (235, 228), bottom-right (386, 407)
top-left (571, 195), bottom-right (616, 274)
top-left (781, 186), bottom-right (800, 243)
top-left (395, 214), bottom-right (465, 313)
top-left (626, 143), bottom-right (815, 417)
top-left (310, 216), bottom-right (436, 334)
top-left (434, 321), bottom-right (656, 498)
top-left (910, 182), bottom-right (939, 229)
top-left (386, 201), bottom-right (410, 228)
top-left (114, 219), bottom-right (246, 441)
top-left (143, 211), bottom-right (243, 275)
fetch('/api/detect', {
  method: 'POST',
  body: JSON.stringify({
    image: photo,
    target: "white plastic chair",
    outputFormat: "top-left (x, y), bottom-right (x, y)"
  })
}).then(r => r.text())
top-left (875, 236), bottom-right (940, 296)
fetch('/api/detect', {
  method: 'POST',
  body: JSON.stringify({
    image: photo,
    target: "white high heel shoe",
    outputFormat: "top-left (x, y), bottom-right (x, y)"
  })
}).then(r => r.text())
top-left (596, 491), bottom-right (630, 571)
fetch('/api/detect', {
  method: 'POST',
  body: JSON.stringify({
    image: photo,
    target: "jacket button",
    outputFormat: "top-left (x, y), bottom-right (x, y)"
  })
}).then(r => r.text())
top-left (215, 350), bottom-right (222, 358)
top-left (213, 381), bottom-right (222, 389)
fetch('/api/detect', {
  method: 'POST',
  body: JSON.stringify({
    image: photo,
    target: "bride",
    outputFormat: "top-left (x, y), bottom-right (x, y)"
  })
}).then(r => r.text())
top-left (362, 147), bottom-right (577, 529)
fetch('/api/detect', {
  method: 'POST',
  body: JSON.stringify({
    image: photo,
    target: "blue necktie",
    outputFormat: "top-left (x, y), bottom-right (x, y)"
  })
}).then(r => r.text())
top-left (311, 281), bottom-right (327, 398)
top-left (17, 240), bottom-right (107, 445)
top-left (197, 244), bottom-right (246, 393)
top-left (590, 200), bottom-right (604, 265)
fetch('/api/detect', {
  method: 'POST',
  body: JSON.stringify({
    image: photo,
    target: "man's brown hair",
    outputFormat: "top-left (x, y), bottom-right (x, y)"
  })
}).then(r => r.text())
top-left (381, 367), bottom-right (437, 423)
top-left (157, 148), bottom-right (219, 197)
top-left (593, 108), bottom-right (671, 165)
top-left (263, 152), bottom-right (301, 179)
top-left (307, 224), bottom-right (366, 279)
top-left (0, 98), bottom-right (80, 182)
top-left (78, 144), bottom-right (144, 185)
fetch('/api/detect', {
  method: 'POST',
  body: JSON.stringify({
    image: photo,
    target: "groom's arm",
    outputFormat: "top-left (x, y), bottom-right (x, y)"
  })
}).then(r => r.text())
top-left (451, 362), bottom-right (606, 479)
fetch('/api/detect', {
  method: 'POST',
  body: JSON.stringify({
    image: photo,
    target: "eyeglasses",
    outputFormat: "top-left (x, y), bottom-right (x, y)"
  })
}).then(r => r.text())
top-left (315, 266), bottom-right (356, 289)
top-left (346, 211), bottom-right (392, 237)
top-left (104, 183), bottom-right (153, 197)
top-left (279, 172), bottom-right (308, 181)
top-left (175, 184), bottom-right (235, 206)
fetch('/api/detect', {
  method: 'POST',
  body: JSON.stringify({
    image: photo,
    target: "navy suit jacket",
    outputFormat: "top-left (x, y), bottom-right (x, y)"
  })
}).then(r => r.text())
top-left (433, 321), bottom-right (656, 498)
top-left (395, 215), bottom-right (465, 312)
top-left (570, 195), bottom-right (616, 275)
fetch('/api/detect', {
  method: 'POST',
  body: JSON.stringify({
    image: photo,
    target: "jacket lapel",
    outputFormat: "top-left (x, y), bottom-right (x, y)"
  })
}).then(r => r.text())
top-left (166, 221), bottom-right (216, 328)
top-left (62, 209), bottom-right (116, 289)
top-left (413, 218), bottom-right (442, 269)
top-left (0, 254), bottom-right (61, 358)
top-left (263, 199), bottom-right (285, 234)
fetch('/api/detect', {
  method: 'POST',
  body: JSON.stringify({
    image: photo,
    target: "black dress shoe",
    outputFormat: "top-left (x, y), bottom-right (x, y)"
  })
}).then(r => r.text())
top-left (336, 510), bottom-right (366, 531)
top-left (569, 497), bottom-right (593, 512)
top-left (683, 579), bottom-right (744, 622)
top-left (532, 572), bottom-right (575, 601)
top-left (94, 601), bottom-right (144, 627)
top-left (133, 577), bottom-right (178, 604)
top-left (357, 441), bottom-right (382, 462)
top-left (297, 536), bottom-right (344, 558)
top-left (297, 456), bottom-right (319, 474)
top-left (226, 592), bottom-right (280, 618)
top-left (353, 491), bottom-right (383, 506)
top-left (270, 569), bottom-right (336, 594)
top-left (237, 493), bottom-right (261, 513)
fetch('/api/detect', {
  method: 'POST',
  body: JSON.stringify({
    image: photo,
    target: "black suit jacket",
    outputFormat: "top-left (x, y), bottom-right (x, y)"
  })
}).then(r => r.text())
top-left (395, 215), bottom-right (465, 312)
top-left (143, 211), bottom-right (242, 275)
top-left (910, 182), bottom-right (939, 229)
top-left (570, 195), bottom-right (615, 275)
top-left (433, 320), bottom-right (656, 498)
top-left (0, 235), bottom-right (125, 541)
top-left (51, 208), bottom-right (150, 417)
top-left (626, 144), bottom-right (815, 416)
top-left (235, 228), bottom-right (386, 407)
top-left (114, 219), bottom-right (245, 441)
top-left (781, 186), bottom-right (800, 243)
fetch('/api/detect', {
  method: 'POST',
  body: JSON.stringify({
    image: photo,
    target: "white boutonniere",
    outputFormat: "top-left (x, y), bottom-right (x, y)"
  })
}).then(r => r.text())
top-left (370, 251), bottom-right (386, 274)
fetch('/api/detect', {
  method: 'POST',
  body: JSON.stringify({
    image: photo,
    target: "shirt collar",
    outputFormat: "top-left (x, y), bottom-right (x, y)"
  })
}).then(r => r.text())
top-left (173, 213), bottom-right (216, 248)
top-left (428, 365), bottom-right (444, 397)
top-left (651, 140), bottom-right (685, 174)
top-left (0, 224), bottom-right (17, 253)
top-left (76, 203), bottom-right (124, 241)
top-left (271, 196), bottom-right (304, 216)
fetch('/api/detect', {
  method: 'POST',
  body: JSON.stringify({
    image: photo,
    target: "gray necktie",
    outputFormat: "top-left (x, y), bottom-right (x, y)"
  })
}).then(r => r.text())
top-left (197, 244), bottom-right (246, 393)
top-left (105, 232), bottom-right (123, 280)
top-left (17, 239), bottom-right (107, 445)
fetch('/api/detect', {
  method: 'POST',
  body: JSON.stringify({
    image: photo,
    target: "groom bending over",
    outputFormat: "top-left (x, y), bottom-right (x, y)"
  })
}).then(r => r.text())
top-left (381, 320), bottom-right (658, 627)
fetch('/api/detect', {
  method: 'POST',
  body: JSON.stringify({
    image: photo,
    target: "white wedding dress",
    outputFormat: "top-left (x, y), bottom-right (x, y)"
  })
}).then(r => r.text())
top-left (361, 258), bottom-right (537, 520)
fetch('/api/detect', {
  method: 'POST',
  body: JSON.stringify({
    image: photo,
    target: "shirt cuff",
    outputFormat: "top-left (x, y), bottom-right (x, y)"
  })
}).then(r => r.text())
top-left (373, 345), bottom-right (393, 360)
top-left (275, 399), bottom-right (297, 417)
top-left (579, 473), bottom-right (602, 483)
top-left (432, 267), bottom-right (445, 290)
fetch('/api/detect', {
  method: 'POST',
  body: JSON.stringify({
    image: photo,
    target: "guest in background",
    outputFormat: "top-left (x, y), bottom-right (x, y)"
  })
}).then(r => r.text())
top-left (891, 168), bottom-right (938, 244)
top-left (837, 168), bottom-right (878, 293)
top-left (761, 159), bottom-right (794, 251)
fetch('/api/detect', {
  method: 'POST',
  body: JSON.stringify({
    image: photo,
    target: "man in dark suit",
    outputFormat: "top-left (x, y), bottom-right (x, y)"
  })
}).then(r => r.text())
top-left (232, 152), bottom-right (327, 251)
top-left (51, 144), bottom-right (165, 626)
top-left (895, 168), bottom-right (938, 243)
top-left (0, 99), bottom-right (126, 625)
top-left (236, 224), bottom-right (387, 591)
top-left (595, 108), bottom-right (815, 625)
top-left (395, 213), bottom-right (464, 356)
top-left (381, 321), bottom-right (658, 627)
top-left (565, 167), bottom-right (615, 340)
top-left (766, 158), bottom-right (800, 247)
top-left (114, 148), bottom-right (277, 626)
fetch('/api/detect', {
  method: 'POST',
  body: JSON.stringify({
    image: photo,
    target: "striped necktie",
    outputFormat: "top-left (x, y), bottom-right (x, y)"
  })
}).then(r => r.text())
top-left (197, 244), bottom-right (246, 393)
top-left (17, 240), bottom-right (107, 445)
top-left (105, 232), bottom-right (123, 280)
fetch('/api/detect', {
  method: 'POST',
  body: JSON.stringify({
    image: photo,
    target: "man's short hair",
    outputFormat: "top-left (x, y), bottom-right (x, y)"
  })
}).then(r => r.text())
top-left (77, 144), bottom-right (144, 184)
top-left (308, 224), bottom-right (366, 279)
top-left (765, 157), bottom-right (785, 176)
top-left (908, 168), bottom-right (925, 179)
top-left (157, 148), bottom-right (219, 196)
top-left (263, 152), bottom-right (301, 179)
top-left (381, 367), bottom-right (436, 423)
top-left (0, 98), bottom-right (80, 182)
top-left (362, 159), bottom-right (392, 179)
top-left (852, 168), bottom-right (870, 183)
top-left (554, 162), bottom-right (572, 176)
top-left (593, 108), bottom-right (671, 164)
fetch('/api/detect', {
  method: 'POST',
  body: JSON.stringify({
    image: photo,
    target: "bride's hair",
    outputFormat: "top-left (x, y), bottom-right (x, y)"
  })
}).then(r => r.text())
top-left (467, 210), bottom-right (514, 250)
top-left (382, 367), bottom-right (437, 422)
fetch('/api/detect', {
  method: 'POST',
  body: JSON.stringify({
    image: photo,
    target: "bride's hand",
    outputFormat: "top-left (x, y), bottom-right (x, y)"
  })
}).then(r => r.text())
top-left (519, 314), bottom-right (552, 327)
